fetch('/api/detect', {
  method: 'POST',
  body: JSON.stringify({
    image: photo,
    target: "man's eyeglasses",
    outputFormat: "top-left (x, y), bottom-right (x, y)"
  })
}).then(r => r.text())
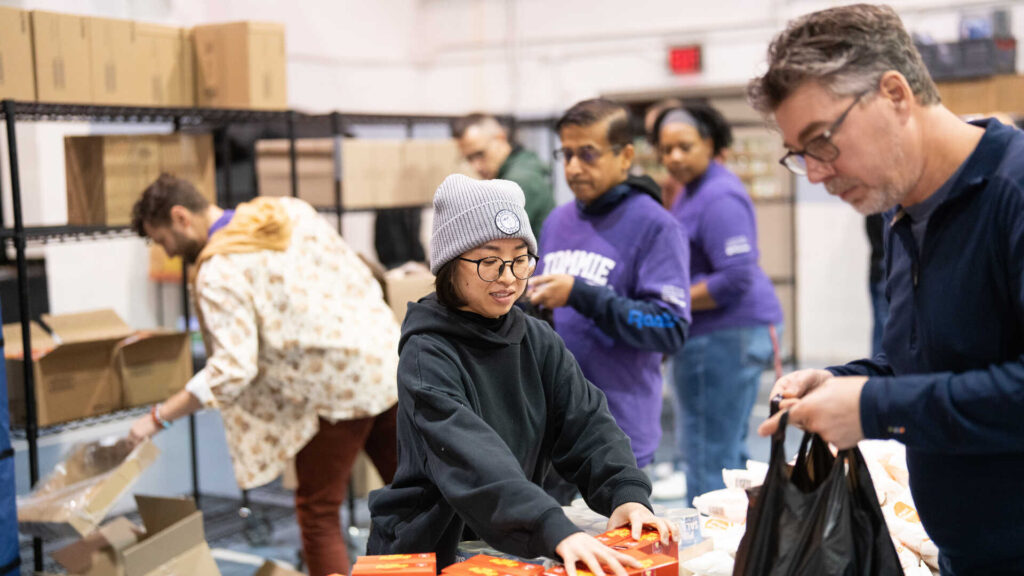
top-left (553, 145), bottom-right (623, 165)
top-left (458, 254), bottom-right (538, 282)
top-left (779, 90), bottom-right (870, 175)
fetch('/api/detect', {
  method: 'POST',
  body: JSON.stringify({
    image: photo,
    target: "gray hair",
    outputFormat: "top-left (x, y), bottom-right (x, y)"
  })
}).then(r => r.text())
top-left (747, 4), bottom-right (941, 114)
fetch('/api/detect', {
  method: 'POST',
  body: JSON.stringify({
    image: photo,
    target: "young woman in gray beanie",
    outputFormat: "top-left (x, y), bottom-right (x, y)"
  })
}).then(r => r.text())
top-left (368, 174), bottom-right (678, 574)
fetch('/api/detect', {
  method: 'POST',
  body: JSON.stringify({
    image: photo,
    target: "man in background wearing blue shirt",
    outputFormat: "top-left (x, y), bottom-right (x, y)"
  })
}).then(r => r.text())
top-left (751, 5), bottom-right (1024, 573)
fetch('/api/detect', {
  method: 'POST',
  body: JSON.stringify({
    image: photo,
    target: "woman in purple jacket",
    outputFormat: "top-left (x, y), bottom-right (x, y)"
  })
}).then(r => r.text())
top-left (653, 104), bottom-right (784, 503)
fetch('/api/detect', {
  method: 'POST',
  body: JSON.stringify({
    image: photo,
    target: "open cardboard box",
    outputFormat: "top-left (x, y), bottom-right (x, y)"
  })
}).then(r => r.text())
top-left (4, 312), bottom-right (129, 428)
top-left (51, 495), bottom-right (220, 576)
top-left (18, 440), bottom-right (159, 539)
top-left (3, 309), bottom-right (192, 427)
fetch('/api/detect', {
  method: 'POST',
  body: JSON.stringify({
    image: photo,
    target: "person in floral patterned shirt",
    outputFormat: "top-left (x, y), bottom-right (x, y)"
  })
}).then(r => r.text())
top-left (128, 174), bottom-right (399, 576)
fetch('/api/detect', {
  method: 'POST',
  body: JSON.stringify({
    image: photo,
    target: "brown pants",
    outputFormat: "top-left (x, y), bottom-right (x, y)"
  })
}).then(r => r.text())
top-left (294, 405), bottom-right (398, 576)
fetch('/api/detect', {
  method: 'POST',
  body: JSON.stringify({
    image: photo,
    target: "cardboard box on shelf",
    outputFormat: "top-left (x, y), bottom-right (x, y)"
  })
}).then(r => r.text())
top-left (65, 134), bottom-right (161, 226)
top-left (255, 138), bottom-right (338, 207)
top-left (193, 21), bottom-right (286, 110)
top-left (50, 494), bottom-right (221, 576)
top-left (340, 139), bottom-right (461, 210)
top-left (31, 11), bottom-right (92, 104)
top-left (3, 309), bottom-right (191, 426)
top-left (401, 139), bottom-right (463, 206)
top-left (0, 6), bottom-right (36, 101)
top-left (3, 310), bottom-right (130, 428)
top-left (158, 133), bottom-right (216, 203)
top-left (89, 17), bottom-right (142, 105)
top-left (136, 23), bottom-right (194, 107)
top-left (117, 329), bottom-right (192, 409)
top-left (338, 139), bottom-right (403, 210)
top-left (18, 439), bottom-right (159, 539)
top-left (65, 133), bottom-right (215, 226)
top-left (383, 266), bottom-right (435, 324)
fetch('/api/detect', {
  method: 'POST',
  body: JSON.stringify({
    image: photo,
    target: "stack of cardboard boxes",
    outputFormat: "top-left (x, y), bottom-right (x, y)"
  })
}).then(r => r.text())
top-left (254, 137), bottom-right (464, 210)
top-left (3, 309), bottom-right (192, 428)
top-left (0, 6), bottom-right (287, 109)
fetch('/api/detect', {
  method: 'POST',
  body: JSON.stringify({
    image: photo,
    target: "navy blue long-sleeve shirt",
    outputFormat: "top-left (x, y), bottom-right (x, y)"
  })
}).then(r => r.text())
top-left (829, 120), bottom-right (1024, 572)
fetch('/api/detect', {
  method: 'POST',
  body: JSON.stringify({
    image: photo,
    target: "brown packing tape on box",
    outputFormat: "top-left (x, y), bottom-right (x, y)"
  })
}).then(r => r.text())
top-left (31, 11), bottom-right (92, 103)
top-left (89, 17), bottom-right (143, 105)
top-left (0, 6), bottom-right (36, 100)
top-left (18, 440), bottom-right (160, 539)
top-left (52, 495), bottom-right (221, 576)
top-left (193, 21), bottom-right (286, 109)
top-left (135, 23), bottom-right (194, 107)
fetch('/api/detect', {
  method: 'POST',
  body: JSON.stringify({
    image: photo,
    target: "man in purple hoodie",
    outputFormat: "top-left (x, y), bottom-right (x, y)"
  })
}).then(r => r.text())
top-left (529, 98), bottom-right (691, 469)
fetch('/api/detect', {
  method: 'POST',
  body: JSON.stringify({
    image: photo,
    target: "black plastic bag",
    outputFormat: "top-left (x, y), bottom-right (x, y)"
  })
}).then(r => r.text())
top-left (733, 410), bottom-right (902, 576)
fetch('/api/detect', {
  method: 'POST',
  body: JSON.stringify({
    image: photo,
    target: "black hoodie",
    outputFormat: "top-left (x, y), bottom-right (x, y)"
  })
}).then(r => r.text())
top-left (367, 294), bottom-right (652, 567)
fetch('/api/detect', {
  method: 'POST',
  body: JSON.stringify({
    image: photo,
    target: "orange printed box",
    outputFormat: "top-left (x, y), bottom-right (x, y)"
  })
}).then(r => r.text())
top-left (596, 526), bottom-right (676, 559)
top-left (358, 554), bottom-right (436, 566)
top-left (460, 555), bottom-right (544, 576)
top-left (543, 550), bottom-right (677, 576)
top-left (353, 554), bottom-right (436, 576)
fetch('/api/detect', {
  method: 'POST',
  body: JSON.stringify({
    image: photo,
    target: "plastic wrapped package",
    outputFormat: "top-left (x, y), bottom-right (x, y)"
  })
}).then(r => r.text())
top-left (697, 516), bottom-right (745, 555)
top-left (858, 440), bottom-right (910, 505)
top-left (692, 488), bottom-right (749, 524)
top-left (680, 550), bottom-right (734, 576)
top-left (17, 439), bottom-right (159, 539)
top-left (882, 488), bottom-right (939, 570)
top-left (721, 465), bottom-right (767, 491)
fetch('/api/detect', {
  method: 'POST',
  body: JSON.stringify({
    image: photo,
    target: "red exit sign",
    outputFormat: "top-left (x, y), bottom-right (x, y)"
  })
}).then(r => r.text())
top-left (668, 45), bottom-right (702, 75)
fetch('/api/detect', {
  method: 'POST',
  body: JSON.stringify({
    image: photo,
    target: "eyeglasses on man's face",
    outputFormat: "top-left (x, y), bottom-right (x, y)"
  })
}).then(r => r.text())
top-left (553, 145), bottom-right (623, 166)
top-left (779, 90), bottom-right (870, 176)
top-left (458, 254), bottom-right (538, 282)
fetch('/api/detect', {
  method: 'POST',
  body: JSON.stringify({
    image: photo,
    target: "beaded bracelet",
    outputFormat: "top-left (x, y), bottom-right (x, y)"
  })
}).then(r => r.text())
top-left (150, 403), bottom-right (172, 430)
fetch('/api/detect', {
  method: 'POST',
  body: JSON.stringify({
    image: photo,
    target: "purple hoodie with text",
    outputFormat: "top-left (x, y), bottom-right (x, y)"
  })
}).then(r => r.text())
top-left (537, 175), bottom-right (691, 467)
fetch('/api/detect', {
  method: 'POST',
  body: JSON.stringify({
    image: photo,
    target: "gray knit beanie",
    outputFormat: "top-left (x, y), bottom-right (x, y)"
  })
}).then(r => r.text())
top-left (429, 174), bottom-right (538, 274)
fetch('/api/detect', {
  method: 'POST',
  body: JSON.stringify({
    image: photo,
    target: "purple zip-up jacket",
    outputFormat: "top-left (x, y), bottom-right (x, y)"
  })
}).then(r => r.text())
top-left (537, 175), bottom-right (691, 467)
top-left (671, 162), bottom-right (781, 338)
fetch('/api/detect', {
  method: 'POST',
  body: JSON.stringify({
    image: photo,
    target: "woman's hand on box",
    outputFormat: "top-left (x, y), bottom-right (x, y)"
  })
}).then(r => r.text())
top-left (607, 502), bottom-right (678, 545)
top-left (555, 532), bottom-right (641, 576)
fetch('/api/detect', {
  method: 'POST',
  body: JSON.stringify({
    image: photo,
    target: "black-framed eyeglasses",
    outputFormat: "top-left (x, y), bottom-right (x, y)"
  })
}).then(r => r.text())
top-left (553, 145), bottom-right (623, 165)
top-left (779, 90), bottom-right (870, 175)
top-left (458, 254), bottom-right (538, 282)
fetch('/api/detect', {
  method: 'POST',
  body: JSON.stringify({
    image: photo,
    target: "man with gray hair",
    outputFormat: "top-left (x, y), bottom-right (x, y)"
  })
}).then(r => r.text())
top-left (453, 113), bottom-right (556, 232)
top-left (751, 4), bottom-right (1024, 573)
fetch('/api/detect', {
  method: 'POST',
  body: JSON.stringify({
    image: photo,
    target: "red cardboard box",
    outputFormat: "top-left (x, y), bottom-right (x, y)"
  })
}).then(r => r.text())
top-left (543, 550), bottom-right (677, 576)
top-left (596, 526), bottom-right (676, 559)
top-left (458, 556), bottom-right (544, 576)
top-left (353, 554), bottom-right (436, 576)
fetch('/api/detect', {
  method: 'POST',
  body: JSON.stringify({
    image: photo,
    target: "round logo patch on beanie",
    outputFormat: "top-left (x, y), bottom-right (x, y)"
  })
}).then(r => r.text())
top-left (494, 209), bottom-right (521, 235)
